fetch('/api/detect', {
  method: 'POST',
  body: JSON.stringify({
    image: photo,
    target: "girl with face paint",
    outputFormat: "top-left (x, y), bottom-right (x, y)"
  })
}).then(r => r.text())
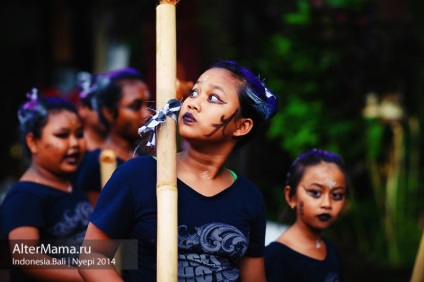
top-left (78, 61), bottom-right (278, 282)
top-left (1, 89), bottom-right (92, 281)
top-left (264, 148), bottom-right (349, 282)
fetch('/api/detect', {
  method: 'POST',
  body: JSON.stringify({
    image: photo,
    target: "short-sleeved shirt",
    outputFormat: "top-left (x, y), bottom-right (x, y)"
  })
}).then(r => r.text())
top-left (73, 148), bottom-right (125, 193)
top-left (90, 155), bottom-right (267, 282)
top-left (1, 181), bottom-right (93, 281)
top-left (264, 238), bottom-right (343, 282)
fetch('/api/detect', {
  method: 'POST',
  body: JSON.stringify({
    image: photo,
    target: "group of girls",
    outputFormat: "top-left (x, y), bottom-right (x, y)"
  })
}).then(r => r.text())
top-left (1, 60), bottom-right (349, 282)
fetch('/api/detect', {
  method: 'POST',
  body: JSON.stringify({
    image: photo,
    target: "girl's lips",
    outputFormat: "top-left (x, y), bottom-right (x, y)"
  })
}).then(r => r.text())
top-left (64, 152), bottom-right (81, 164)
top-left (317, 214), bottom-right (332, 222)
top-left (182, 112), bottom-right (196, 123)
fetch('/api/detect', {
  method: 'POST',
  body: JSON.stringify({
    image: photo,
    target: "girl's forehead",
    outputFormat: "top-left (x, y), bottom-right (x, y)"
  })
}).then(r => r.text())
top-left (199, 68), bottom-right (237, 84)
top-left (301, 162), bottom-right (345, 183)
top-left (45, 110), bottom-right (79, 126)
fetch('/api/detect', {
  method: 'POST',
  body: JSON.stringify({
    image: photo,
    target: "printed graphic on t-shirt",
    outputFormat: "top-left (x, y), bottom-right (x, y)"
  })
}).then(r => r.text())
top-left (177, 223), bottom-right (247, 281)
top-left (48, 202), bottom-right (93, 245)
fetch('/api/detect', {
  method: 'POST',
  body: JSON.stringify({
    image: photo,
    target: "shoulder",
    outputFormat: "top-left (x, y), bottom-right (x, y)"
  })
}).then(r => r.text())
top-left (323, 237), bottom-right (342, 261)
top-left (265, 241), bottom-right (290, 258)
top-left (232, 174), bottom-right (265, 203)
top-left (101, 155), bottom-right (157, 191)
top-left (323, 237), bottom-right (339, 252)
top-left (2, 182), bottom-right (47, 202)
top-left (117, 155), bottom-right (156, 175)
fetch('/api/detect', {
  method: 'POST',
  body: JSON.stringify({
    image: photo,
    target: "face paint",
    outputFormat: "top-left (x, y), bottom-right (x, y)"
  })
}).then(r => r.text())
top-left (325, 178), bottom-right (336, 188)
top-left (299, 201), bottom-right (304, 216)
top-left (204, 109), bottom-right (238, 137)
top-left (203, 76), bottom-right (209, 82)
top-left (202, 171), bottom-right (210, 180)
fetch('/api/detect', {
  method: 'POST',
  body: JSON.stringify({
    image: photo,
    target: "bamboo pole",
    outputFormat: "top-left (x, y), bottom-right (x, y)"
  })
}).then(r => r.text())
top-left (99, 149), bottom-right (122, 274)
top-left (156, 1), bottom-right (178, 281)
top-left (411, 229), bottom-right (424, 282)
top-left (100, 149), bottom-right (117, 188)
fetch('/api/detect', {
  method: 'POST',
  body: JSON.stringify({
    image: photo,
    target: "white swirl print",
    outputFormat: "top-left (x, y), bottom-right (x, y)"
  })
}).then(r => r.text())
top-left (178, 223), bottom-right (248, 281)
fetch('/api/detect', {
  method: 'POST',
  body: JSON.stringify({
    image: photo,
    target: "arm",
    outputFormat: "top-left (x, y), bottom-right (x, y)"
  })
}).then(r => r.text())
top-left (238, 256), bottom-right (266, 282)
top-left (8, 226), bottom-right (83, 282)
top-left (78, 222), bottom-right (123, 282)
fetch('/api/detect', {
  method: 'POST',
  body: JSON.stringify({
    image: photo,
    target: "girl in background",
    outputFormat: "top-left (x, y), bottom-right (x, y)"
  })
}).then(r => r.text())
top-left (1, 89), bottom-right (91, 281)
top-left (76, 71), bottom-right (108, 152)
top-left (265, 148), bottom-right (348, 282)
top-left (73, 67), bottom-right (151, 206)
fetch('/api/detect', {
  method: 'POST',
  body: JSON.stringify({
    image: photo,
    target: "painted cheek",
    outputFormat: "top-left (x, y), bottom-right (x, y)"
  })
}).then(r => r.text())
top-left (299, 201), bottom-right (304, 216)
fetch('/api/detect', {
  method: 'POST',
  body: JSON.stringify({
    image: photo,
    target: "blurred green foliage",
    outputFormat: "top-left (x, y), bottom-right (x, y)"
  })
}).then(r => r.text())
top-left (250, 0), bottom-right (423, 270)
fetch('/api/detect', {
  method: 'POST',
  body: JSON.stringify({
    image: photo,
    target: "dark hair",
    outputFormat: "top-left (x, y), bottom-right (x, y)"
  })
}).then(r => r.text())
top-left (95, 67), bottom-right (146, 129)
top-left (17, 89), bottom-right (78, 154)
top-left (285, 148), bottom-right (348, 198)
top-left (207, 61), bottom-right (278, 148)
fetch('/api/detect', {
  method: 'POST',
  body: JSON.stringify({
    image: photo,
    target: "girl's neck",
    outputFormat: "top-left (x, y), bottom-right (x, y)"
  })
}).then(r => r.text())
top-left (84, 128), bottom-right (106, 151)
top-left (177, 149), bottom-right (227, 179)
top-left (283, 222), bottom-right (324, 251)
top-left (103, 135), bottom-right (134, 161)
top-left (21, 165), bottom-right (72, 193)
top-left (291, 221), bottom-right (322, 241)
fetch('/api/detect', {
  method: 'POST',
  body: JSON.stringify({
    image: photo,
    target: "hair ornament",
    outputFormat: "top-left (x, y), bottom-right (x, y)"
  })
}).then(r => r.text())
top-left (245, 80), bottom-right (278, 121)
top-left (137, 98), bottom-right (181, 147)
top-left (17, 88), bottom-right (42, 124)
top-left (27, 88), bottom-right (38, 101)
top-left (77, 71), bottom-right (99, 109)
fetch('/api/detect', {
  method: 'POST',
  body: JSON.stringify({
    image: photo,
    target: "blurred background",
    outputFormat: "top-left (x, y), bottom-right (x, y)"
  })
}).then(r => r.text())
top-left (1, 0), bottom-right (423, 281)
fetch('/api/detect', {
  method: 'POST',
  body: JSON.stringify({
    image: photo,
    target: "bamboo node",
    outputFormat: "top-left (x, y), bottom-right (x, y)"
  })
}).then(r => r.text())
top-left (156, 182), bottom-right (177, 191)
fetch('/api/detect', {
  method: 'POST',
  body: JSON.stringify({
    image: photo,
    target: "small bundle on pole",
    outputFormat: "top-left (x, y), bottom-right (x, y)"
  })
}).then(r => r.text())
top-left (156, 1), bottom-right (178, 281)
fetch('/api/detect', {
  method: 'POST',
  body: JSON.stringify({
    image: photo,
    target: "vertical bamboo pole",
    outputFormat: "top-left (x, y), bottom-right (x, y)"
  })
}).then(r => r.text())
top-left (156, 1), bottom-right (178, 281)
top-left (100, 149), bottom-right (117, 188)
top-left (99, 149), bottom-right (122, 274)
top-left (411, 229), bottom-right (424, 282)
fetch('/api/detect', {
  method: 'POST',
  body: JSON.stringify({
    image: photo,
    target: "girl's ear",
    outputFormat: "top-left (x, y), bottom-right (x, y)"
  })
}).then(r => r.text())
top-left (26, 133), bottom-right (38, 154)
top-left (284, 185), bottom-right (296, 209)
top-left (101, 107), bottom-right (115, 124)
top-left (233, 118), bottom-right (253, 137)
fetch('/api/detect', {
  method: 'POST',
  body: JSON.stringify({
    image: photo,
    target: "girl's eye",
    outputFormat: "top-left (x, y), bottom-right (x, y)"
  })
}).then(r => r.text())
top-left (306, 189), bottom-right (321, 198)
top-left (189, 89), bottom-right (199, 97)
top-left (125, 100), bottom-right (143, 111)
top-left (54, 133), bottom-right (69, 139)
top-left (331, 192), bottom-right (345, 201)
top-left (76, 129), bottom-right (84, 139)
top-left (208, 94), bottom-right (226, 104)
top-left (123, 99), bottom-right (143, 112)
top-left (208, 95), bottom-right (219, 102)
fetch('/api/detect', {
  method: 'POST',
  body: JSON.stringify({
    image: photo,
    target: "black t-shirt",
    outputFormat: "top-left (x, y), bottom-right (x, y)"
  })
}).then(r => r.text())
top-left (91, 155), bottom-right (266, 281)
top-left (265, 237), bottom-right (343, 282)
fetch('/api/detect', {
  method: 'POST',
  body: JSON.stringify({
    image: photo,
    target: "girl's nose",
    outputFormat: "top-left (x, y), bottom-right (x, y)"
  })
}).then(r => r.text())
top-left (320, 194), bottom-right (332, 209)
top-left (69, 134), bottom-right (80, 147)
top-left (187, 99), bottom-right (200, 111)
